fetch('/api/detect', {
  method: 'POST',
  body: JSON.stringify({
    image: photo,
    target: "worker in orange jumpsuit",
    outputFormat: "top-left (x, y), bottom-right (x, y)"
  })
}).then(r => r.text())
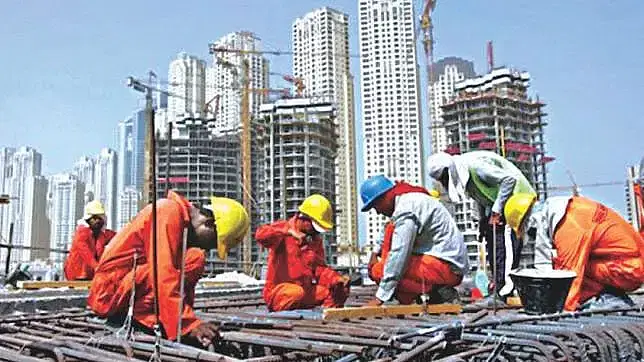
top-left (64, 201), bottom-right (116, 281)
top-left (361, 175), bottom-right (469, 306)
top-left (256, 195), bottom-right (350, 312)
top-left (505, 193), bottom-right (644, 310)
top-left (88, 191), bottom-right (249, 346)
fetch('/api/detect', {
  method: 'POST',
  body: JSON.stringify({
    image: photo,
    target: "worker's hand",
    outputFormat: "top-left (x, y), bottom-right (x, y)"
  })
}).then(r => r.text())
top-left (488, 212), bottom-right (502, 226)
top-left (338, 275), bottom-right (351, 288)
top-left (287, 228), bottom-right (306, 242)
top-left (365, 298), bottom-right (384, 307)
top-left (187, 322), bottom-right (220, 347)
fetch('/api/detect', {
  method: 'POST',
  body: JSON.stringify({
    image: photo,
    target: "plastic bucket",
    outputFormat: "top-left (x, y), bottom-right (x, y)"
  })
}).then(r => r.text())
top-left (509, 269), bottom-right (577, 315)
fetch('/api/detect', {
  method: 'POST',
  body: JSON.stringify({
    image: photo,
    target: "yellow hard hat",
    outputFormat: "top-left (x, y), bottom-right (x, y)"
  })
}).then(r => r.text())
top-left (84, 200), bottom-right (105, 220)
top-left (298, 194), bottom-right (334, 233)
top-left (206, 197), bottom-right (250, 260)
top-left (428, 189), bottom-right (440, 199)
top-left (504, 193), bottom-right (537, 234)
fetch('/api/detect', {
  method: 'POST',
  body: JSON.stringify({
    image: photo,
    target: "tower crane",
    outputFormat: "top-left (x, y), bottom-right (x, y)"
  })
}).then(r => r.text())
top-left (420, 0), bottom-right (438, 145)
top-left (269, 72), bottom-right (305, 97)
top-left (208, 41), bottom-right (291, 273)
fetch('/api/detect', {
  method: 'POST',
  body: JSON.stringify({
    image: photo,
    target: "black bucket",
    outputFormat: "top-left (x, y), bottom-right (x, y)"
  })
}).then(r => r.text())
top-left (510, 269), bottom-right (577, 315)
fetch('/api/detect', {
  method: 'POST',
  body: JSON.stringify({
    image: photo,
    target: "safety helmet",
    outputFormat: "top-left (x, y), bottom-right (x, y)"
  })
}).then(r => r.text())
top-left (428, 189), bottom-right (440, 199)
top-left (504, 193), bottom-right (537, 234)
top-left (84, 200), bottom-right (106, 221)
top-left (298, 194), bottom-right (334, 233)
top-left (204, 197), bottom-right (250, 260)
top-left (360, 175), bottom-right (395, 212)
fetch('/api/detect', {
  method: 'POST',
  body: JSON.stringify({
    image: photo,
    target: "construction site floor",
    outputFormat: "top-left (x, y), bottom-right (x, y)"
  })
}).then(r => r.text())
top-left (0, 285), bottom-right (643, 361)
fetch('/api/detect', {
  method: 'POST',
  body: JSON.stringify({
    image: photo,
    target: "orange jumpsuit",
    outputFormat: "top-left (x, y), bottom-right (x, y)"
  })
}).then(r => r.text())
top-left (64, 224), bottom-right (115, 280)
top-left (87, 191), bottom-right (205, 341)
top-left (369, 222), bottom-right (463, 304)
top-left (537, 196), bottom-right (644, 310)
top-left (256, 217), bottom-right (349, 312)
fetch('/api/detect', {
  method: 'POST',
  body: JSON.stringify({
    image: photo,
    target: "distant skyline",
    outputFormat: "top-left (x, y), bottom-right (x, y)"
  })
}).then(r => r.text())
top-left (2, 1), bottom-right (643, 237)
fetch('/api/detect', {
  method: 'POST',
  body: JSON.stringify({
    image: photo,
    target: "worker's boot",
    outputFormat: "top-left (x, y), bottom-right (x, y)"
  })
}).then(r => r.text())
top-left (581, 287), bottom-right (635, 311)
top-left (426, 286), bottom-right (460, 304)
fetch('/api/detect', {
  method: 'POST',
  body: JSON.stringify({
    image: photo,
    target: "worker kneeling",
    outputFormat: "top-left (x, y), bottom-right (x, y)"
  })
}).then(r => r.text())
top-left (64, 200), bottom-right (116, 281)
top-left (88, 191), bottom-right (249, 346)
top-left (256, 195), bottom-right (350, 312)
top-left (361, 175), bottom-right (469, 306)
top-left (505, 193), bottom-right (644, 311)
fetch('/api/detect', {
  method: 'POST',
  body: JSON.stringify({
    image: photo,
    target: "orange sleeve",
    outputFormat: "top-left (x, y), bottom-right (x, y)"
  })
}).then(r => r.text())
top-left (312, 239), bottom-right (342, 287)
top-left (152, 201), bottom-right (202, 341)
top-left (255, 221), bottom-right (289, 249)
top-left (73, 227), bottom-right (99, 270)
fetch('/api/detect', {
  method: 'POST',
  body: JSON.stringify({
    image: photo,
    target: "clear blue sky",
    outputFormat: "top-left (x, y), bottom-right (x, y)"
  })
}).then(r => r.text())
top-left (1, 1), bottom-right (643, 243)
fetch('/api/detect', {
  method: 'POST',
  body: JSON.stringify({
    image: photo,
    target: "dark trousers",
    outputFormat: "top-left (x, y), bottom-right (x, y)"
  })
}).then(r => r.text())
top-left (482, 214), bottom-right (522, 296)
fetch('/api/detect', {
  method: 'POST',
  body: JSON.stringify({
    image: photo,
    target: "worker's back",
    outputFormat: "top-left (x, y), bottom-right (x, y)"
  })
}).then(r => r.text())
top-left (393, 192), bottom-right (470, 275)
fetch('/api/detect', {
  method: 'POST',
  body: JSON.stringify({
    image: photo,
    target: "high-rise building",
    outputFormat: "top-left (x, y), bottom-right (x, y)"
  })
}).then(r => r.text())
top-left (1, 147), bottom-right (49, 266)
top-left (48, 173), bottom-right (85, 268)
top-left (117, 110), bottom-right (146, 194)
top-left (258, 98), bottom-right (338, 263)
top-left (156, 117), bottom-right (243, 260)
top-left (206, 31), bottom-right (269, 133)
top-left (441, 67), bottom-right (549, 268)
top-left (168, 52), bottom-right (207, 120)
top-left (117, 186), bottom-right (140, 230)
top-left (293, 7), bottom-right (359, 266)
top-left (94, 148), bottom-right (118, 229)
top-left (0, 147), bottom-right (15, 236)
top-left (72, 156), bottom-right (96, 201)
top-left (429, 57), bottom-right (476, 154)
top-left (358, 0), bottom-right (424, 248)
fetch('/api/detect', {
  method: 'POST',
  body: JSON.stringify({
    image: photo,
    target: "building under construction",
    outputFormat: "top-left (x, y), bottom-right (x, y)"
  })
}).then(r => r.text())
top-left (441, 67), bottom-right (550, 269)
top-left (258, 98), bottom-right (339, 264)
top-left (156, 117), bottom-right (242, 261)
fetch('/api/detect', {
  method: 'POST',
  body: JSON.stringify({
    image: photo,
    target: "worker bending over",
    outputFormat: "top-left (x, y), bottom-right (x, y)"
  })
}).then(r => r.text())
top-left (361, 175), bottom-right (469, 306)
top-left (427, 151), bottom-right (535, 302)
top-left (256, 195), bottom-right (350, 312)
top-left (505, 193), bottom-right (644, 310)
top-left (88, 191), bottom-right (249, 346)
top-left (64, 201), bottom-right (115, 281)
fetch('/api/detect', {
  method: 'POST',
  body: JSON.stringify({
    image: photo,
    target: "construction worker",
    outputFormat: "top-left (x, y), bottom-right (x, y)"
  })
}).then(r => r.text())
top-left (427, 151), bottom-right (536, 303)
top-left (87, 191), bottom-right (249, 347)
top-left (256, 194), bottom-right (350, 312)
top-left (361, 175), bottom-right (469, 306)
top-left (64, 201), bottom-right (116, 281)
top-left (505, 193), bottom-right (644, 310)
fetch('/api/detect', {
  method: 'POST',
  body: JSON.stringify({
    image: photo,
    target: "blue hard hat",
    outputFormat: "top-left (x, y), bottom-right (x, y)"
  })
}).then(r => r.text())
top-left (360, 175), bottom-right (395, 212)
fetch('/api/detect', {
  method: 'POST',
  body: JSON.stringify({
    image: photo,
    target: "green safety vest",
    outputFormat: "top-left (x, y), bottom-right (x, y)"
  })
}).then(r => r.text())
top-left (468, 156), bottom-right (536, 205)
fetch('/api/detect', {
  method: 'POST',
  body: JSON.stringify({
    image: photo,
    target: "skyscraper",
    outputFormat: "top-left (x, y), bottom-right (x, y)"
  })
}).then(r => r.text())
top-left (117, 186), bottom-right (140, 230)
top-left (72, 156), bottom-right (96, 201)
top-left (358, 0), bottom-right (424, 247)
top-left (117, 110), bottom-right (146, 194)
top-left (206, 31), bottom-right (269, 133)
top-left (49, 173), bottom-right (85, 268)
top-left (429, 57), bottom-right (476, 154)
top-left (0, 147), bottom-right (15, 236)
top-left (1, 147), bottom-right (49, 266)
top-left (168, 52), bottom-right (207, 120)
top-left (293, 7), bottom-right (359, 266)
top-left (94, 148), bottom-right (118, 229)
